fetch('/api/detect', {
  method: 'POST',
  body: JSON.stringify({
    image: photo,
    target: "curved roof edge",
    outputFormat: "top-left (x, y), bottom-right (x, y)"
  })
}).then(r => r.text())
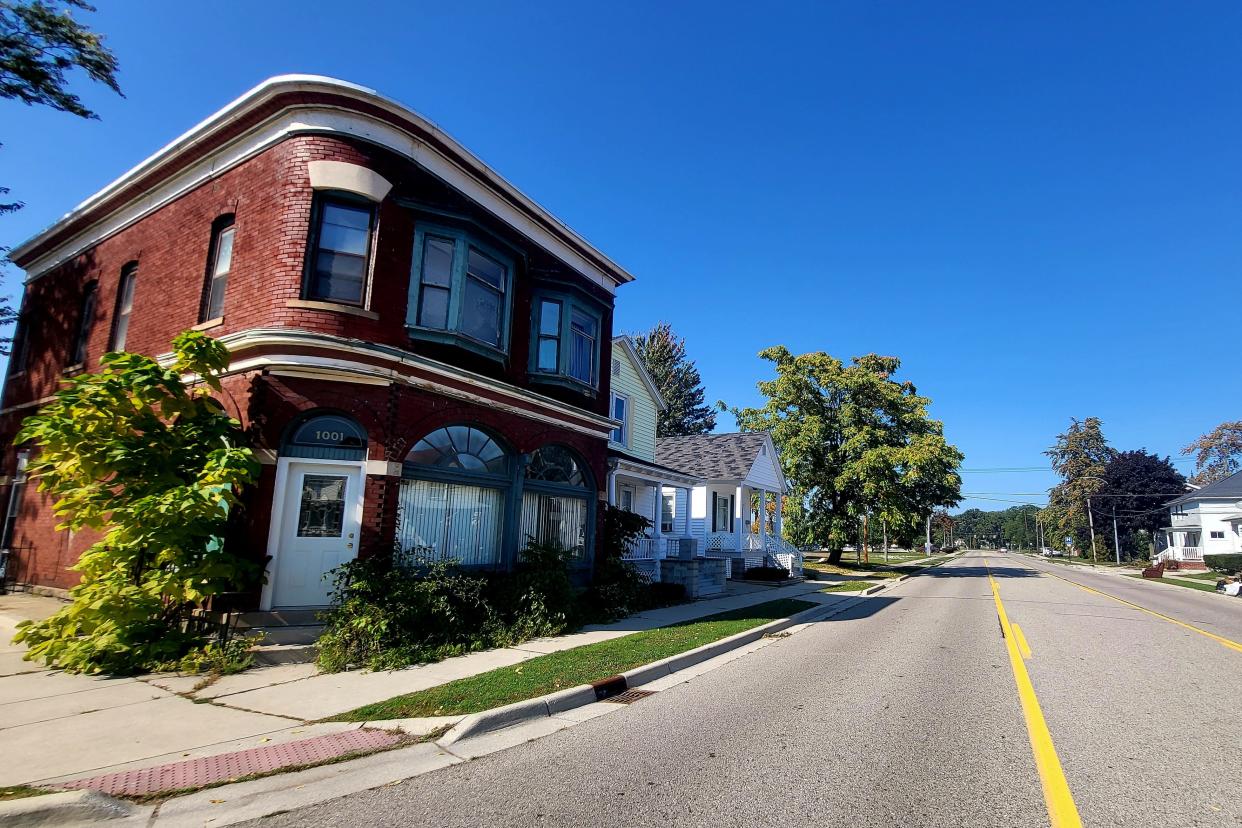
top-left (10, 74), bottom-right (635, 287)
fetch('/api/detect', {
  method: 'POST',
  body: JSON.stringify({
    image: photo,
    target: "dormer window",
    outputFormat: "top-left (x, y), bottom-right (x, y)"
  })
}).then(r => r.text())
top-left (530, 289), bottom-right (603, 391)
top-left (407, 223), bottom-right (513, 357)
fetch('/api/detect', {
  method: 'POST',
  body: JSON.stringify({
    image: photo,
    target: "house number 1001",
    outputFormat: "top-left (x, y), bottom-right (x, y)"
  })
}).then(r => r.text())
top-left (315, 430), bottom-right (345, 442)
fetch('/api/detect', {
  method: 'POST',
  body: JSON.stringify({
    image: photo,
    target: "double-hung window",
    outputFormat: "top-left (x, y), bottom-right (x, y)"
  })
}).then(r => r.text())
top-left (661, 492), bottom-right (675, 534)
top-left (529, 292), bottom-right (603, 390)
top-left (203, 216), bottom-right (235, 321)
top-left (70, 281), bottom-right (98, 366)
top-left (610, 393), bottom-right (629, 446)
top-left (408, 224), bottom-right (513, 355)
top-left (306, 195), bottom-right (375, 306)
top-left (110, 263), bottom-right (137, 351)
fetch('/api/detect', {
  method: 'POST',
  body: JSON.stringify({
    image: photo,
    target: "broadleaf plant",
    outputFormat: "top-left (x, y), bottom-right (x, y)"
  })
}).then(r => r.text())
top-left (13, 331), bottom-right (259, 674)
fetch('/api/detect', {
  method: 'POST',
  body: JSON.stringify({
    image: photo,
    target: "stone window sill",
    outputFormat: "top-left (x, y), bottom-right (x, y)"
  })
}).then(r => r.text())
top-left (286, 299), bottom-right (379, 320)
top-left (192, 317), bottom-right (224, 331)
top-left (62, 363), bottom-right (84, 376)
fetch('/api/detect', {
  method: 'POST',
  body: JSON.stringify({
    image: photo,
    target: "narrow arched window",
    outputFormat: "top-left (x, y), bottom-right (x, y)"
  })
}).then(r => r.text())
top-left (202, 215), bottom-right (235, 322)
top-left (110, 262), bottom-right (137, 351)
top-left (398, 425), bottom-right (511, 567)
top-left (70, 281), bottom-right (98, 366)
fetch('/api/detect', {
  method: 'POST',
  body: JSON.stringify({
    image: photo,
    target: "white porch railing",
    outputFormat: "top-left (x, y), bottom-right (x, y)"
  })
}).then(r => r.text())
top-left (624, 537), bottom-right (662, 560)
top-left (1158, 546), bottom-right (1203, 562)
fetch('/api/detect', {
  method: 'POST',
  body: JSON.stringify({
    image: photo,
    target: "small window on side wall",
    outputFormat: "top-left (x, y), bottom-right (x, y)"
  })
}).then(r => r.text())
top-left (306, 195), bottom-right (374, 307)
top-left (70, 281), bottom-right (98, 366)
top-left (110, 263), bottom-right (137, 351)
top-left (610, 393), bottom-right (628, 445)
top-left (202, 216), bottom-right (235, 321)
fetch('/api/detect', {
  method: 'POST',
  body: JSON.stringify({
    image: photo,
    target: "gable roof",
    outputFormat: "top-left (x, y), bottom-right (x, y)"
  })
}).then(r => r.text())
top-left (612, 336), bottom-right (665, 411)
top-left (1168, 469), bottom-right (1242, 506)
top-left (656, 432), bottom-right (773, 481)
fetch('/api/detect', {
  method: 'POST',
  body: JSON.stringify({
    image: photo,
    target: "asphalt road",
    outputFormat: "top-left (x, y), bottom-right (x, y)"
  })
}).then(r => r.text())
top-left (251, 552), bottom-right (1242, 827)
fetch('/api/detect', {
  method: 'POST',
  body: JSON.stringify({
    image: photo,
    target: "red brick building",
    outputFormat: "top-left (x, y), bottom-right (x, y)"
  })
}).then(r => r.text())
top-left (0, 75), bottom-right (633, 609)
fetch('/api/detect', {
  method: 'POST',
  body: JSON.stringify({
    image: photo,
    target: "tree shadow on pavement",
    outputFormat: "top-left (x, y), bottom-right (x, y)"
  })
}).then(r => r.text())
top-left (919, 565), bottom-right (1041, 579)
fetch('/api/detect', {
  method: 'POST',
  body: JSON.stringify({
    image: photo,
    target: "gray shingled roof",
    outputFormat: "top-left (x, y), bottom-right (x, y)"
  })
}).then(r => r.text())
top-left (655, 432), bottom-right (769, 480)
top-left (1169, 469), bottom-right (1242, 505)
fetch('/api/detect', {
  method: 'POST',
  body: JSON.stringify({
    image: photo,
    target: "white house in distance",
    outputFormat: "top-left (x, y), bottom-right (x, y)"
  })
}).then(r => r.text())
top-left (655, 432), bottom-right (801, 576)
top-left (1157, 470), bottom-right (1242, 569)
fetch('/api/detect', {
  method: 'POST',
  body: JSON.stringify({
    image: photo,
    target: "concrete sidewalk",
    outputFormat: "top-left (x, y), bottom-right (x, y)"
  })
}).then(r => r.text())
top-left (0, 579), bottom-right (826, 787)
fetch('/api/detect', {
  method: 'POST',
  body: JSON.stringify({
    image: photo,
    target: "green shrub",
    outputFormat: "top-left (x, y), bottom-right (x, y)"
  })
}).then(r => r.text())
top-left (1204, 553), bottom-right (1242, 575)
top-left (316, 542), bottom-right (578, 673)
top-left (158, 635), bottom-right (257, 676)
top-left (12, 332), bottom-right (260, 675)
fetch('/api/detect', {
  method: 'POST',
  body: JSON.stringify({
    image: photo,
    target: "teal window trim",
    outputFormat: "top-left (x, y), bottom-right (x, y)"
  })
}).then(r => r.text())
top-left (406, 221), bottom-right (515, 361)
top-left (528, 288), bottom-right (604, 394)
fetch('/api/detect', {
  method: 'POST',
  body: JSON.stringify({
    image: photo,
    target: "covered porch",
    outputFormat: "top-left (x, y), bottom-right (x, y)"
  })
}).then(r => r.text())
top-left (608, 455), bottom-right (699, 582)
top-left (1156, 525), bottom-right (1205, 568)
top-left (700, 481), bottom-right (802, 576)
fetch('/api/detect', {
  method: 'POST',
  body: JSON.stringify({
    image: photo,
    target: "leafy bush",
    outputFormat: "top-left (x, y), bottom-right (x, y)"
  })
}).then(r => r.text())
top-left (743, 565), bottom-right (792, 582)
top-left (13, 332), bottom-right (260, 675)
top-left (1204, 553), bottom-right (1242, 575)
top-left (158, 635), bottom-right (257, 676)
top-left (316, 542), bottom-right (577, 673)
top-left (579, 504), bottom-right (656, 623)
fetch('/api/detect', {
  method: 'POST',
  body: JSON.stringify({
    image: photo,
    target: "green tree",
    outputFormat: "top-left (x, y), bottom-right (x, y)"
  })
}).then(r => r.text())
top-left (1043, 417), bottom-right (1115, 556)
top-left (1095, 449), bottom-right (1186, 559)
top-left (0, 0), bottom-right (122, 350)
top-left (631, 322), bottom-right (716, 437)
top-left (13, 332), bottom-right (260, 674)
top-left (728, 347), bottom-right (962, 563)
top-left (1181, 421), bottom-right (1242, 485)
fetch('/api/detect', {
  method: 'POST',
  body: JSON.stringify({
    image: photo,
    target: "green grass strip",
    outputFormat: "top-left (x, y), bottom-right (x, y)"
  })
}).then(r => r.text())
top-left (332, 597), bottom-right (815, 721)
top-left (0, 785), bottom-right (51, 802)
top-left (1125, 574), bottom-right (1220, 592)
top-left (818, 581), bottom-right (875, 593)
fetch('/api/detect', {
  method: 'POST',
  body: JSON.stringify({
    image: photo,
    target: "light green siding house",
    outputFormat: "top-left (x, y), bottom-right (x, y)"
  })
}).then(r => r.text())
top-left (606, 337), bottom-right (700, 580)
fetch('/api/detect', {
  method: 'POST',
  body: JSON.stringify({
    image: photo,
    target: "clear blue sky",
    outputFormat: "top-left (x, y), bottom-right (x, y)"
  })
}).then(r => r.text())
top-left (3, 2), bottom-right (1238, 510)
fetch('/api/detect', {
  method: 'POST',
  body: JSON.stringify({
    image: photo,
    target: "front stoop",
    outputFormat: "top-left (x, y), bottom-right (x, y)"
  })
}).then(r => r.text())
top-left (236, 611), bottom-right (323, 666)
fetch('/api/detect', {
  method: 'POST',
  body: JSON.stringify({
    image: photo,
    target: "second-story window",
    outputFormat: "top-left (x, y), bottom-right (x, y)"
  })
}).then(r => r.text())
top-left (407, 223), bottom-right (513, 356)
top-left (306, 195), bottom-right (374, 306)
top-left (529, 291), bottom-right (603, 390)
top-left (202, 216), bottom-right (235, 321)
top-left (110, 263), bottom-right (137, 351)
top-left (610, 392), bottom-right (628, 445)
top-left (70, 281), bottom-right (98, 366)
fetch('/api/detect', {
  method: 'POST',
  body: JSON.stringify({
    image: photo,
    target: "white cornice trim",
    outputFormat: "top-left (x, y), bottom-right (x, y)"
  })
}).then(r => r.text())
top-left (13, 75), bottom-right (634, 292)
top-left (187, 328), bottom-right (617, 439)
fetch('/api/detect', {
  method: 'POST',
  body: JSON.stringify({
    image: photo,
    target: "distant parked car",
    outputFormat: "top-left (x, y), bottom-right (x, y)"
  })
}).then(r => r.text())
top-left (1041, 547), bottom-right (1063, 557)
top-left (998, 547), bottom-right (1008, 553)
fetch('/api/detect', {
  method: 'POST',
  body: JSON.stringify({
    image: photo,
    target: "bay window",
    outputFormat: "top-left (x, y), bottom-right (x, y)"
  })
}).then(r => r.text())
top-left (407, 224), bottom-right (513, 356)
top-left (529, 291), bottom-right (604, 390)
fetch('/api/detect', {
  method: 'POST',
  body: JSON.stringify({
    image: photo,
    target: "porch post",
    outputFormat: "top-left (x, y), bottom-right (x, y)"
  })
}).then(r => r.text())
top-left (652, 481), bottom-right (664, 554)
top-left (758, 489), bottom-right (768, 547)
top-left (734, 483), bottom-right (745, 552)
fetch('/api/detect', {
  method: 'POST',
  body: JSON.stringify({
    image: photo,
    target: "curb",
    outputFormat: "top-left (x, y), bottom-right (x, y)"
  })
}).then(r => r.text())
top-left (438, 599), bottom-right (847, 746)
top-left (0, 789), bottom-right (143, 826)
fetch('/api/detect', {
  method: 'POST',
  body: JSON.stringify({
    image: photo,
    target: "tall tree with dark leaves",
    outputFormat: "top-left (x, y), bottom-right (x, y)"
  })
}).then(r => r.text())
top-left (1096, 450), bottom-right (1186, 557)
top-left (632, 322), bottom-right (716, 437)
top-left (0, 0), bottom-right (121, 351)
top-left (1182, 421), bottom-right (1242, 485)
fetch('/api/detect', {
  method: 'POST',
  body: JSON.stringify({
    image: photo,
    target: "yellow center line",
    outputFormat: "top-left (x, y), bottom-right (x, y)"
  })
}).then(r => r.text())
top-left (1025, 559), bottom-right (1242, 654)
top-left (1012, 623), bottom-right (1033, 660)
top-left (984, 557), bottom-right (1082, 828)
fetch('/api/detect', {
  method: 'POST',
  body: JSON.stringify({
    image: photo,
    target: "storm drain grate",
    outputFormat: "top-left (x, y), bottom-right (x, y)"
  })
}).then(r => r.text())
top-left (603, 688), bottom-right (656, 705)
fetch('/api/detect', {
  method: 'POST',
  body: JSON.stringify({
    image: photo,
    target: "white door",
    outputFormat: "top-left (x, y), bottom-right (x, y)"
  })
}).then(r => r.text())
top-left (273, 462), bottom-right (365, 608)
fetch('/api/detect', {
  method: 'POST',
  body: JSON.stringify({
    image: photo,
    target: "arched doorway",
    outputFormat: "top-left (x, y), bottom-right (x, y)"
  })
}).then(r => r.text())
top-left (264, 411), bottom-right (369, 609)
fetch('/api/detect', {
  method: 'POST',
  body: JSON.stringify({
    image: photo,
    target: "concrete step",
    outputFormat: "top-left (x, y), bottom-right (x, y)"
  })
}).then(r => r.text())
top-left (237, 609), bottom-right (323, 628)
top-left (250, 642), bottom-right (319, 666)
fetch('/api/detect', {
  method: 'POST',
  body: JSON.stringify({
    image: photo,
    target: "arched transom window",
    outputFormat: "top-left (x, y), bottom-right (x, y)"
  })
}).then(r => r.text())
top-left (525, 445), bottom-right (588, 487)
top-left (406, 426), bottom-right (509, 475)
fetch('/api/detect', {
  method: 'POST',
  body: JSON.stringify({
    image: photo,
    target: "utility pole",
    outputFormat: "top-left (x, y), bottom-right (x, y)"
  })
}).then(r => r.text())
top-left (1112, 506), bottom-right (1122, 564)
top-left (926, 513), bottom-right (932, 556)
top-left (883, 519), bottom-right (889, 563)
top-left (1087, 497), bottom-right (1098, 562)
top-left (862, 513), bottom-right (869, 565)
